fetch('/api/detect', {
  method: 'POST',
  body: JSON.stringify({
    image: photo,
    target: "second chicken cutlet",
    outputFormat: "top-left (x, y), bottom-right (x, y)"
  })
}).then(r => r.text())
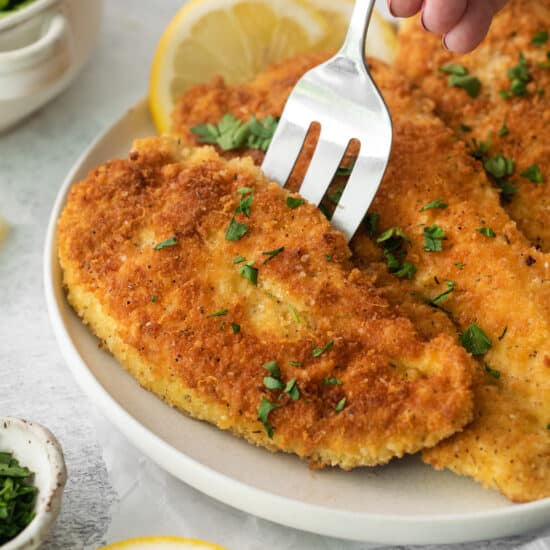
top-left (171, 53), bottom-right (550, 502)
top-left (396, 0), bottom-right (550, 252)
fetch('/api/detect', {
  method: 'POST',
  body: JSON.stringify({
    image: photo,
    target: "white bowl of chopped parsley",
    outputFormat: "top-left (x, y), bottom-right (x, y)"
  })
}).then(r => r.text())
top-left (0, 418), bottom-right (66, 550)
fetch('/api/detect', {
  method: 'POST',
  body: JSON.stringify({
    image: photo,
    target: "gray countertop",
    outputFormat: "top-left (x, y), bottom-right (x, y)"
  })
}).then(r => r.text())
top-left (0, 1), bottom-right (545, 548)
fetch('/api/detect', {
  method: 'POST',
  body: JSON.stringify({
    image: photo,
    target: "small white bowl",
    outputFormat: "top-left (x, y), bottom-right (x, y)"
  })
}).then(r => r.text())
top-left (0, 417), bottom-right (67, 550)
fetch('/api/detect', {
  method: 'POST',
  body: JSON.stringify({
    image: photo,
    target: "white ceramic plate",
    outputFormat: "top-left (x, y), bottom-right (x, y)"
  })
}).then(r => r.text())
top-left (44, 100), bottom-right (550, 545)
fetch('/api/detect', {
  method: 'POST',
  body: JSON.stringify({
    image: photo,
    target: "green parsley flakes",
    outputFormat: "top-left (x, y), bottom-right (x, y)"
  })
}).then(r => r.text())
top-left (231, 323), bottom-right (241, 334)
top-left (191, 114), bottom-right (278, 152)
top-left (460, 323), bottom-right (492, 356)
top-left (420, 198), bottom-right (448, 212)
top-left (226, 218), bottom-right (249, 241)
top-left (284, 379), bottom-right (300, 401)
top-left (520, 164), bottom-right (544, 183)
top-left (485, 364), bottom-right (501, 379)
top-left (377, 227), bottom-right (410, 243)
top-left (484, 155), bottom-right (515, 180)
top-left (286, 196), bottom-right (305, 209)
top-left (0, 453), bottom-right (38, 545)
top-left (460, 124), bottom-right (472, 133)
top-left (532, 31), bottom-right (549, 45)
top-left (328, 186), bottom-right (345, 205)
top-left (289, 361), bottom-right (303, 368)
top-left (376, 226), bottom-right (416, 280)
top-left (233, 256), bottom-right (246, 264)
top-left (257, 398), bottom-right (281, 438)
top-left (207, 309), bottom-right (228, 318)
top-left (288, 304), bottom-right (300, 323)
top-left (439, 64), bottom-right (468, 76)
top-left (335, 397), bottom-right (347, 412)
top-left (240, 262), bottom-right (258, 285)
top-left (237, 187), bottom-right (253, 195)
top-left (262, 247), bottom-right (285, 264)
top-left (501, 53), bottom-right (531, 98)
top-left (424, 225), bottom-right (446, 252)
top-left (324, 377), bottom-right (343, 385)
top-left (365, 212), bottom-right (380, 237)
top-left (449, 74), bottom-right (482, 98)
top-left (151, 296), bottom-right (157, 303)
top-left (313, 340), bottom-right (334, 358)
top-left (235, 195), bottom-right (253, 217)
top-left (477, 227), bottom-right (496, 238)
top-left (264, 376), bottom-right (284, 390)
top-left (498, 121), bottom-right (509, 137)
top-left (455, 262), bottom-right (466, 269)
top-left (430, 281), bottom-right (455, 306)
top-left (336, 160), bottom-right (356, 176)
top-left (263, 361), bottom-right (280, 377)
top-left (154, 237), bottom-right (177, 250)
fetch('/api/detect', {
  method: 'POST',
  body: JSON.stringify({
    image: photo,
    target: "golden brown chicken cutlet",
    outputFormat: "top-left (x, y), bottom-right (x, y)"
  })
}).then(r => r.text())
top-left (170, 53), bottom-right (550, 502)
top-left (58, 139), bottom-right (474, 470)
top-left (396, 0), bottom-right (550, 252)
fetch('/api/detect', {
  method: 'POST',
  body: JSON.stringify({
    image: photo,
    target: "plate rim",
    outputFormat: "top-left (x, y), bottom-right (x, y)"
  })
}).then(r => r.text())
top-left (43, 99), bottom-right (550, 545)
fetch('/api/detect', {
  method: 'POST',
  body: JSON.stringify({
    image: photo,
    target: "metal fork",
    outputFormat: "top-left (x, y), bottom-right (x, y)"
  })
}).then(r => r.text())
top-left (261, 0), bottom-right (393, 240)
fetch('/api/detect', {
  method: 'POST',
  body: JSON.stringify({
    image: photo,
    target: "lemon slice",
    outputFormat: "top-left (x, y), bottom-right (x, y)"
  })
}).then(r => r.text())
top-left (101, 536), bottom-right (228, 550)
top-left (150, 0), bottom-right (328, 133)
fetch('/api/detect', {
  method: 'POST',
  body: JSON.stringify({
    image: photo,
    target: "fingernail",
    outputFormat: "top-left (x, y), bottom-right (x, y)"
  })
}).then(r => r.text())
top-left (442, 35), bottom-right (450, 51)
top-left (387, 0), bottom-right (396, 17)
top-left (420, 11), bottom-right (428, 31)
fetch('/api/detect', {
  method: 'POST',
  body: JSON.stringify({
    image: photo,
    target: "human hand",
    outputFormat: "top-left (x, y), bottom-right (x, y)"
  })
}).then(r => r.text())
top-left (387, 0), bottom-right (510, 53)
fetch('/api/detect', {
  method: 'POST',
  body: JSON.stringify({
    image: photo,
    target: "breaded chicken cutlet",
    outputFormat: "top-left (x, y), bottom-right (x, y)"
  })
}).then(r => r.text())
top-left (396, 0), bottom-right (550, 252)
top-left (58, 139), bottom-right (474, 470)
top-left (170, 54), bottom-right (550, 502)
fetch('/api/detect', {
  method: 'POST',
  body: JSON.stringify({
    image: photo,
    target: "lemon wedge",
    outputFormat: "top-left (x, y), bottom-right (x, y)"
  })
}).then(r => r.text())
top-left (100, 536), bottom-right (228, 550)
top-left (149, 0), bottom-right (398, 134)
top-left (150, 0), bottom-right (328, 133)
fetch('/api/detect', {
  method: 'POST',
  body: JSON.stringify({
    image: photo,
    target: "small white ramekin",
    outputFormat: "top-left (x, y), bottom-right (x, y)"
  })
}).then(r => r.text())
top-left (0, 417), bottom-right (67, 550)
top-left (0, 0), bottom-right (102, 132)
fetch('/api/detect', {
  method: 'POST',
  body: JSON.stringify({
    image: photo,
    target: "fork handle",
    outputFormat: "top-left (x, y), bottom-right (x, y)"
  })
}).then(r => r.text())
top-left (340, 0), bottom-right (377, 63)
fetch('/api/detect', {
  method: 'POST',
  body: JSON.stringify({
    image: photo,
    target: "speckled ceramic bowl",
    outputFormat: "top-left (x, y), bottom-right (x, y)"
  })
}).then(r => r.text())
top-left (0, 417), bottom-right (66, 550)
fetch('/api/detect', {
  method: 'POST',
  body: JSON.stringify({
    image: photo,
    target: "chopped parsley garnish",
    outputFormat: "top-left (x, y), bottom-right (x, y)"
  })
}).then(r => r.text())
top-left (240, 262), bottom-right (258, 285)
top-left (257, 398), bottom-right (281, 438)
top-left (288, 305), bottom-right (300, 323)
top-left (231, 323), bottom-right (241, 334)
top-left (430, 281), bottom-right (455, 306)
top-left (423, 225), bottom-right (447, 252)
top-left (455, 262), bottom-right (466, 269)
top-left (233, 256), bottom-right (246, 264)
top-left (325, 255), bottom-right (333, 262)
top-left (226, 218), bottom-right (249, 241)
top-left (237, 187), bottom-right (253, 195)
top-left (335, 397), bottom-right (347, 412)
top-left (328, 186), bottom-right (345, 205)
top-left (377, 227), bottom-right (410, 243)
top-left (460, 124), bottom-right (472, 133)
top-left (439, 64), bottom-right (468, 76)
top-left (191, 113), bottom-right (278, 152)
top-left (312, 340), bottom-right (334, 358)
top-left (484, 155), bottom-right (515, 180)
top-left (520, 164), bottom-right (544, 183)
top-left (324, 377), bottom-right (343, 386)
top-left (485, 364), bottom-right (501, 379)
top-left (289, 361), bottom-right (303, 368)
top-left (498, 121), bottom-right (509, 137)
top-left (207, 309), bottom-right (228, 318)
top-left (151, 295), bottom-right (157, 303)
top-left (460, 323), bottom-right (492, 355)
top-left (319, 204), bottom-right (332, 220)
top-left (501, 53), bottom-right (531, 98)
top-left (547, 424), bottom-right (550, 430)
top-left (470, 138), bottom-right (491, 160)
top-left (537, 51), bottom-right (550, 69)
top-left (154, 237), bottom-right (177, 250)
top-left (264, 376), bottom-right (284, 390)
top-left (262, 247), bottom-right (285, 264)
top-left (477, 227), bottom-right (496, 238)
top-left (377, 226), bottom-right (416, 279)
top-left (284, 379), bottom-right (300, 401)
top-left (263, 361), bottom-right (280, 377)
top-left (286, 196), bottom-right (305, 209)
top-left (336, 160), bottom-right (356, 176)
top-left (532, 31), bottom-right (549, 45)
top-left (220, 322), bottom-right (225, 331)
top-left (420, 198), bottom-right (448, 212)
top-left (498, 327), bottom-right (508, 341)
top-left (235, 195), bottom-right (253, 217)
top-left (449, 74), bottom-right (482, 98)
top-left (0, 453), bottom-right (38, 545)
top-left (365, 212), bottom-right (380, 237)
